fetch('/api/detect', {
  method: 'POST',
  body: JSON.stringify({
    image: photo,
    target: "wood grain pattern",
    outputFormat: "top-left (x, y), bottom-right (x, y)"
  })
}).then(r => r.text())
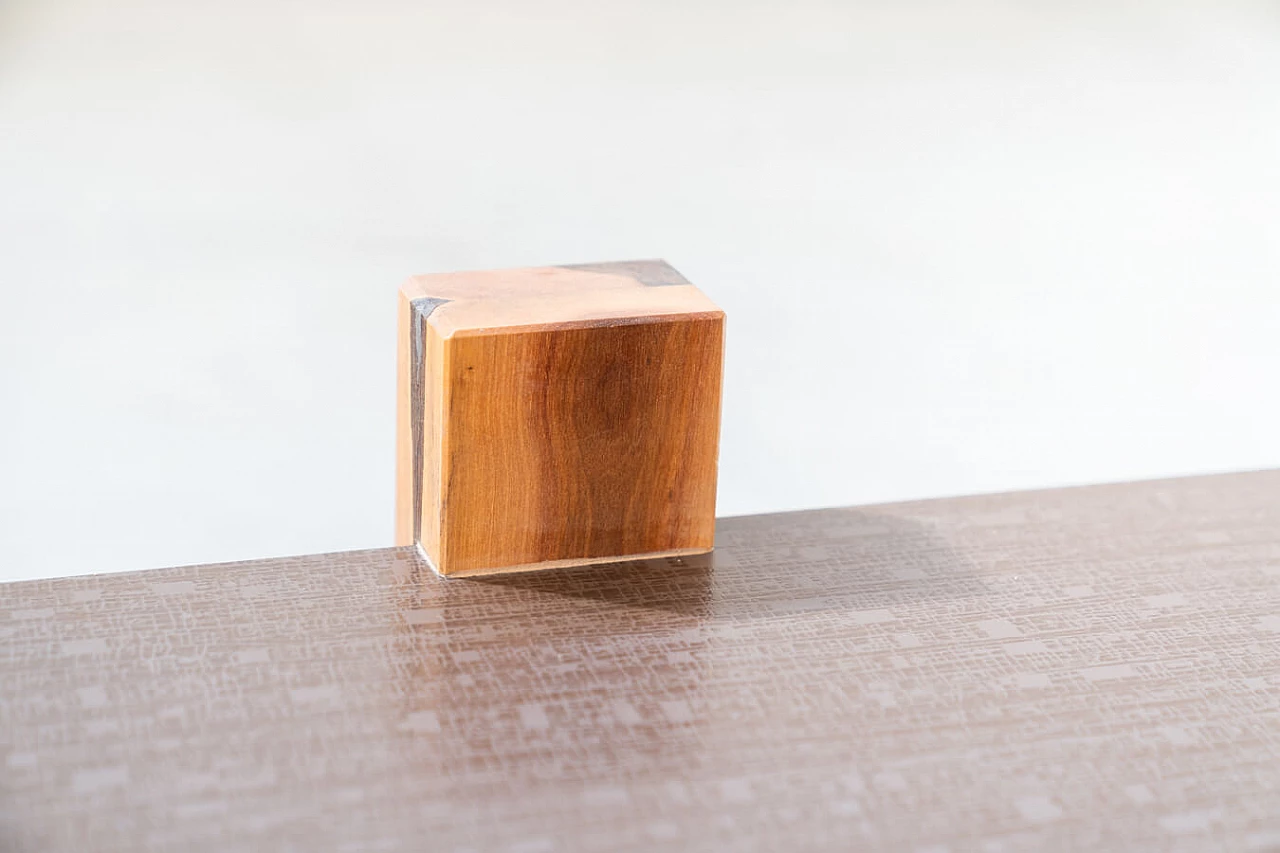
top-left (396, 260), bottom-right (725, 576)
top-left (3, 470), bottom-right (1280, 851)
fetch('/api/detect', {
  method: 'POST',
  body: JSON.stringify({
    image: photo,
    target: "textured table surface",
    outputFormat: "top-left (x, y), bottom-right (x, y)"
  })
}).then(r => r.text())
top-left (3, 471), bottom-right (1280, 852)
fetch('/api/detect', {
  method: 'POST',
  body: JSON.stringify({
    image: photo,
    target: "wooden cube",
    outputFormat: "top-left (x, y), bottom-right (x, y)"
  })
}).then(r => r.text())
top-left (395, 260), bottom-right (725, 577)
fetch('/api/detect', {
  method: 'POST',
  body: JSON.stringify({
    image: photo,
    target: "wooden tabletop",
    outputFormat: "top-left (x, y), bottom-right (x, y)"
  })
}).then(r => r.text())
top-left (4, 471), bottom-right (1279, 851)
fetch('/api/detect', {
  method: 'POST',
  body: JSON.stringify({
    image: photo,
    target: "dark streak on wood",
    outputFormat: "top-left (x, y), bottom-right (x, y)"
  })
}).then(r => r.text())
top-left (409, 297), bottom-right (449, 548)
top-left (557, 259), bottom-right (690, 287)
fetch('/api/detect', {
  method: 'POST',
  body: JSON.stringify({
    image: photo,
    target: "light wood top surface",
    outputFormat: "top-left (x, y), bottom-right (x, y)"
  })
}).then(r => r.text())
top-left (402, 260), bottom-right (722, 337)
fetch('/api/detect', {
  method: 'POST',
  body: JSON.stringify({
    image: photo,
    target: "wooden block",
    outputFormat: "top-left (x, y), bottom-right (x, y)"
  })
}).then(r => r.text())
top-left (395, 260), bottom-right (725, 576)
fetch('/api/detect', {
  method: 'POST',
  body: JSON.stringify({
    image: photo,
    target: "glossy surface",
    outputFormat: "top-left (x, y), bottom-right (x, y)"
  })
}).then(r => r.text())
top-left (442, 316), bottom-right (723, 574)
top-left (4, 470), bottom-right (1280, 851)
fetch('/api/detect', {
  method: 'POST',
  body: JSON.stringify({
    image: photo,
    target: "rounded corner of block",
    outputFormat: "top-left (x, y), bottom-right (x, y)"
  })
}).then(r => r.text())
top-left (399, 275), bottom-right (427, 298)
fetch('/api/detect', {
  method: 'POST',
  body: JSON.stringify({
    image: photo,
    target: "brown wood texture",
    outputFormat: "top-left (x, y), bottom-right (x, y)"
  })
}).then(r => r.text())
top-left (395, 260), bottom-right (725, 576)
top-left (4, 470), bottom-right (1280, 851)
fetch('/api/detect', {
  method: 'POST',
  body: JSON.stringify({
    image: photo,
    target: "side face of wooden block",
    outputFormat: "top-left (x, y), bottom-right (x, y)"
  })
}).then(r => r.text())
top-left (396, 261), bottom-right (724, 576)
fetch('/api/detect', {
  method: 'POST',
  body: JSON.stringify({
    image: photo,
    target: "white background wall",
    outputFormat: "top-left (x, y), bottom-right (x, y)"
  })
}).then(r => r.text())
top-left (3, 0), bottom-right (1279, 583)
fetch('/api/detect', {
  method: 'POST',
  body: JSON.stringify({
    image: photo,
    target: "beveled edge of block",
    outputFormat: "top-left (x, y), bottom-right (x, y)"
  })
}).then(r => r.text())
top-left (425, 545), bottom-right (715, 579)
top-left (443, 306), bottom-right (725, 339)
top-left (407, 296), bottom-right (450, 549)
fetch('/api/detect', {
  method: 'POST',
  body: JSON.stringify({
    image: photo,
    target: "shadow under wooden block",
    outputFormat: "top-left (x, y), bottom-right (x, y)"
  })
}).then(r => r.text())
top-left (396, 260), bottom-right (725, 577)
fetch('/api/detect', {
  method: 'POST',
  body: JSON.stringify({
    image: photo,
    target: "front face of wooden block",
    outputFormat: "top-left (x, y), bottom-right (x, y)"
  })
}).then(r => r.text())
top-left (438, 316), bottom-right (723, 575)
